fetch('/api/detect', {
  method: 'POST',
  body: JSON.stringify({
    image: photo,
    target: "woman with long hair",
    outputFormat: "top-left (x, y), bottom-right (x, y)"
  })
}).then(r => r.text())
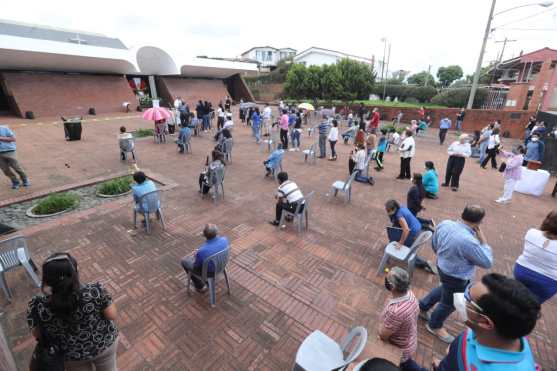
top-left (27, 253), bottom-right (119, 371)
top-left (407, 173), bottom-right (425, 216)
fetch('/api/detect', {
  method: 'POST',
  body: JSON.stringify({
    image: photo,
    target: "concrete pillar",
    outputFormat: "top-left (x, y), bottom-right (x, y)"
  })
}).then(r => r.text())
top-left (148, 75), bottom-right (158, 99)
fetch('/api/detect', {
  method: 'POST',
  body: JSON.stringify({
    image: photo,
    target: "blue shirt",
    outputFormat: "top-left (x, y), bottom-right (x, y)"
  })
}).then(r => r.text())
top-left (0, 126), bottom-right (16, 152)
top-left (439, 118), bottom-right (452, 129)
top-left (194, 236), bottom-right (229, 273)
top-left (251, 112), bottom-right (261, 128)
top-left (178, 126), bottom-right (191, 142)
top-left (433, 220), bottom-right (493, 280)
top-left (266, 149), bottom-right (284, 169)
top-left (132, 180), bottom-right (158, 211)
top-left (394, 207), bottom-right (421, 241)
top-left (524, 140), bottom-right (544, 162)
top-left (318, 121), bottom-right (330, 135)
top-left (377, 137), bottom-right (387, 152)
top-left (422, 169), bottom-right (439, 194)
top-left (438, 329), bottom-right (536, 371)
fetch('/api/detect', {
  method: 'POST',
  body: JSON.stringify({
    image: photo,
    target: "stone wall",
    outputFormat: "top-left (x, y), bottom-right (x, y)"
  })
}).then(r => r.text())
top-left (225, 74), bottom-right (255, 103)
top-left (1, 71), bottom-right (138, 118)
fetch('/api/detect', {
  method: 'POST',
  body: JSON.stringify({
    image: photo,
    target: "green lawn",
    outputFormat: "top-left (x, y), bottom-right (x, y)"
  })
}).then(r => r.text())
top-left (283, 99), bottom-right (447, 109)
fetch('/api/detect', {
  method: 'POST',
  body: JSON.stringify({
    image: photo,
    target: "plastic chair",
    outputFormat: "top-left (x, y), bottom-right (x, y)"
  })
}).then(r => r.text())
top-left (376, 230), bottom-right (433, 277)
top-left (154, 123), bottom-right (167, 143)
top-left (0, 235), bottom-right (41, 302)
top-left (208, 164), bottom-right (225, 203)
top-left (302, 143), bottom-right (317, 164)
top-left (278, 191), bottom-right (314, 233)
top-left (133, 190), bottom-right (165, 234)
top-left (293, 327), bottom-right (368, 371)
top-left (330, 171), bottom-right (358, 203)
top-left (260, 130), bottom-right (279, 153)
top-left (223, 138), bottom-right (233, 163)
top-left (177, 133), bottom-right (192, 154)
top-left (186, 248), bottom-right (231, 307)
top-left (119, 138), bottom-right (136, 161)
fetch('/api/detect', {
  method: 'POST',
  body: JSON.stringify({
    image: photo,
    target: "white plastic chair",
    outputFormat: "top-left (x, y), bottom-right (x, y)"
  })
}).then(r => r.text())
top-left (0, 235), bottom-right (41, 302)
top-left (208, 163), bottom-right (225, 203)
top-left (223, 138), bottom-right (233, 163)
top-left (302, 144), bottom-right (317, 164)
top-left (278, 191), bottom-right (315, 233)
top-left (293, 327), bottom-right (368, 371)
top-left (330, 171), bottom-right (358, 203)
top-left (119, 138), bottom-right (136, 161)
top-left (133, 190), bottom-right (165, 234)
top-left (376, 230), bottom-right (433, 277)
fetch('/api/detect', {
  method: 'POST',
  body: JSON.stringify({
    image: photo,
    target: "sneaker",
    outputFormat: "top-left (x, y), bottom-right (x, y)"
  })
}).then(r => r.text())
top-left (441, 183), bottom-right (449, 187)
top-left (419, 310), bottom-right (430, 322)
top-left (426, 325), bottom-right (455, 344)
top-left (11, 180), bottom-right (20, 189)
top-left (22, 179), bottom-right (30, 187)
top-left (495, 198), bottom-right (510, 204)
top-left (451, 187), bottom-right (458, 192)
top-left (269, 220), bottom-right (280, 226)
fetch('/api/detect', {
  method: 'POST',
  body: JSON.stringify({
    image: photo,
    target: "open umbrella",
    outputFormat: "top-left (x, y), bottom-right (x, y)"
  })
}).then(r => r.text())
top-left (298, 103), bottom-right (315, 111)
top-left (142, 106), bottom-right (171, 121)
top-left (240, 102), bottom-right (258, 110)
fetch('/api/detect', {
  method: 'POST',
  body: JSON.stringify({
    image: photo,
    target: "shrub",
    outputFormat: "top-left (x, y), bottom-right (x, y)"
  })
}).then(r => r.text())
top-left (139, 96), bottom-right (152, 108)
top-left (380, 123), bottom-right (406, 134)
top-left (97, 176), bottom-right (132, 196)
top-left (134, 128), bottom-right (155, 138)
top-left (404, 97), bottom-right (419, 104)
top-left (431, 87), bottom-right (487, 108)
top-left (32, 193), bottom-right (79, 215)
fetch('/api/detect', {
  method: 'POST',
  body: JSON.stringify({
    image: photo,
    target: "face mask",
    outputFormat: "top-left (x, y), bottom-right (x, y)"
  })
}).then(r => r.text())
top-left (453, 293), bottom-right (468, 322)
top-left (384, 277), bottom-right (393, 291)
top-left (531, 138), bottom-right (539, 142)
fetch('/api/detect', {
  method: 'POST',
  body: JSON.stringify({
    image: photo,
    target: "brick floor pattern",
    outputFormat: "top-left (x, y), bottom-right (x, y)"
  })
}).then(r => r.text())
top-left (0, 111), bottom-right (556, 370)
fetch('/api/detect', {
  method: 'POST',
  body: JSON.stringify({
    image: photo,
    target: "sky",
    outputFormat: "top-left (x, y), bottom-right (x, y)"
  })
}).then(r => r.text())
top-left (2, 0), bottom-right (557, 78)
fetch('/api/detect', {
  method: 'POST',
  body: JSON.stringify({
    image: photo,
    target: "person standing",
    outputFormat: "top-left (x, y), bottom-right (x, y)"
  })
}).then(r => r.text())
top-left (438, 116), bottom-right (451, 145)
top-left (0, 124), bottom-right (29, 189)
top-left (291, 114), bottom-right (302, 151)
top-left (318, 116), bottom-right (330, 158)
top-left (442, 134), bottom-right (471, 192)
top-left (480, 128), bottom-right (501, 169)
top-left (328, 120), bottom-right (339, 160)
top-left (523, 132), bottom-right (544, 167)
top-left (455, 108), bottom-right (465, 132)
top-left (478, 123), bottom-right (493, 164)
top-left (251, 107), bottom-right (261, 144)
top-left (278, 110), bottom-right (289, 149)
top-left (419, 205), bottom-right (493, 343)
top-left (495, 146), bottom-right (524, 204)
top-left (262, 104), bottom-right (272, 136)
top-left (369, 107), bottom-right (380, 133)
top-left (397, 130), bottom-right (415, 180)
top-left (217, 103), bottom-right (225, 130)
top-left (224, 96), bottom-right (231, 111)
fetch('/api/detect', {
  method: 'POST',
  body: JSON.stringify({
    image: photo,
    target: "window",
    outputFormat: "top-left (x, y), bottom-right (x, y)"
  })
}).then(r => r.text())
top-left (267, 51), bottom-right (273, 61)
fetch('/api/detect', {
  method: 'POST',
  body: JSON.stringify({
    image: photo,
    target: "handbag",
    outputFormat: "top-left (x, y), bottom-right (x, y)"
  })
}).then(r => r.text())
top-left (29, 325), bottom-right (64, 371)
top-left (498, 162), bottom-right (506, 172)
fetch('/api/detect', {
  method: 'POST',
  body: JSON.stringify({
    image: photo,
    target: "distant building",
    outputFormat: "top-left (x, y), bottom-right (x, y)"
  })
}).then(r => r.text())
top-left (240, 46), bottom-right (296, 69)
top-left (491, 47), bottom-right (557, 112)
top-left (293, 47), bottom-right (373, 67)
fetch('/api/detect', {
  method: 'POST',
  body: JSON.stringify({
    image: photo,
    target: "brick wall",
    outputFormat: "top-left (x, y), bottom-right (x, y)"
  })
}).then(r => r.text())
top-left (505, 83), bottom-right (530, 111)
top-left (253, 83), bottom-right (284, 102)
top-left (338, 105), bottom-right (533, 138)
top-left (1, 71), bottom-right (138, 118)
top-left (156, 77), bottom-right (230, 108)
top-left (225, 74), bottom-right (255, 102)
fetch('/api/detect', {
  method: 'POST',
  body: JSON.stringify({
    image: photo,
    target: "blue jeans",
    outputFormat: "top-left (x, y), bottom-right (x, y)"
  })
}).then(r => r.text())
top-left (252, 125), bottom-right (261, 143)
top-left (319, 134), bottom-right (327, 157)
top-left (479, 141), bottom-right (488, 164)
top-left (203, 114), bottom-right (210, 130)
top-left (419, 268), bottom-right (469, 329)
top-left (514, 263), bottom-right (557, 304)
top-left (456, 120), bottom-right (462, 131)
top-left (291, 130), bottom-right (300, 149)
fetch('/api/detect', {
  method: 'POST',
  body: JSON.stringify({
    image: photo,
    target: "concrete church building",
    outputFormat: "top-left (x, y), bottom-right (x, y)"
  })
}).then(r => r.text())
top-left (0, 20), bottom-right (257, 118)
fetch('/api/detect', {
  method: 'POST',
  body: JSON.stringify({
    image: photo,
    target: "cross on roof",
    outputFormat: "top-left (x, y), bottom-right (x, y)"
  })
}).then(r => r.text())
top-left (68, 34), bottom-right (87, 45)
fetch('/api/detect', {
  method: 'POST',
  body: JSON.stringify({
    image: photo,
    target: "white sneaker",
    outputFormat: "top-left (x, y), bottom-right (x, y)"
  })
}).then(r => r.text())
top-left (288, 148), bottom-right (296, 151)
top-left (495, 198), bottom-right (510, 204)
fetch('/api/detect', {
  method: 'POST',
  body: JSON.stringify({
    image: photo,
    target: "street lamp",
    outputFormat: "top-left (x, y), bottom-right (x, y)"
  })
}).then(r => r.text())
top-left (466, 0), bottom-right (554, 109)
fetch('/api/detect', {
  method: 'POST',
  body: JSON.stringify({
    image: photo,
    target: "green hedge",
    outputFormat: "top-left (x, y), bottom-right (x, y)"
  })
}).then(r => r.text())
top-left (370, 85), bottom-right (438, 103)
top-left (32, 193), bottom-right (79, 215)
top-left (430, 87), bottom-right (487, 108)
top-left (133, 128), bottom-right (155, 138)
top-left (97, 176), bottom-right (132, 195)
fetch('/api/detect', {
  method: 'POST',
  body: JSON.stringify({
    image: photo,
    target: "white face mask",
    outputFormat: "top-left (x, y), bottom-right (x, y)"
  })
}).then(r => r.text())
top-left (531, 137), bottom-right (539, 142)
top-left (453, 293), bottom-right (468, 322)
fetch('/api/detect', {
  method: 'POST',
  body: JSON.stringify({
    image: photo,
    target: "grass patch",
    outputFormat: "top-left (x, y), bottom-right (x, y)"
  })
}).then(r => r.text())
top-left (283, 99), bottom-right (446, 109)
top-left (97, 176), bottom-right (133, 196)
top-left (133, 128), bottom-right (154, 138)
top-left (32, 193), bottom-right (79, 215)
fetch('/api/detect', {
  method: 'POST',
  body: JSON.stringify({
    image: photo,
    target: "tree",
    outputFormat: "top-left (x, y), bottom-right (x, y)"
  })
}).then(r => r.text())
top-left (284, 63), bottom-right (307, 99)
top-left (304, 65), bottom-right (322, 99)
top-left (336, 58), bottom-right (375, 101)
top-left (465, 63), bottom-right (496, 85)
top-left (319, 64), bottom-right (342, 100)
top-left (437, 65), bottom-right (464, 87)
top-left (431, 87), bottom-right (487, 108)
top-left (390, 70), bottom-right (410, 83)
top-left (407, 71), bottom-right (436, 86)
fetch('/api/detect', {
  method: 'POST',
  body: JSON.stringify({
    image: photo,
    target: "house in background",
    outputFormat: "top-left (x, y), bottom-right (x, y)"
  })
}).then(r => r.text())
top-left (491, 47), bottom-right (557, 113)
top-left (293, 46), bottom-right (373, 67)
top-left (240, 46), bottom-right (296, 71)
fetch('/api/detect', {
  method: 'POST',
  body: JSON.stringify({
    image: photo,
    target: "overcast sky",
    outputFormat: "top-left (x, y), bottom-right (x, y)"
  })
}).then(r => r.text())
top-left (2, 0), bottom-right (556, 78)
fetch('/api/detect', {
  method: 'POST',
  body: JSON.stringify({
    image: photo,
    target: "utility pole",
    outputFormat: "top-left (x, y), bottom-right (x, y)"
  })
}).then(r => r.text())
top-left (380, 38), bottom-right (387, 93)
top-left (467, 0), bottom-right (497, 109)
top-left (495, 37), bottom-right (517, 63)
top-left (382, 43), bottom-right (391, 101)
top-left (424, 65), bottom-right (432, 87)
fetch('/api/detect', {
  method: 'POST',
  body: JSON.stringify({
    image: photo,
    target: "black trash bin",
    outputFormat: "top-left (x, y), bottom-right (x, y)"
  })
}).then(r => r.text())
top-left (62, 116), bottom-right (83, 141)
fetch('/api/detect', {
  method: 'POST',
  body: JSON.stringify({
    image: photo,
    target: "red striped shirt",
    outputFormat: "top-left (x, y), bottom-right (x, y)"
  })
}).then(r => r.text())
top-left (380, 290), bottom-right (419, 361)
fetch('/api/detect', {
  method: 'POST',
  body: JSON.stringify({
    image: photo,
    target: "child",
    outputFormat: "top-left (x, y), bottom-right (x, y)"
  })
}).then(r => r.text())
top-left (374, 131), bottom-right (387, 171)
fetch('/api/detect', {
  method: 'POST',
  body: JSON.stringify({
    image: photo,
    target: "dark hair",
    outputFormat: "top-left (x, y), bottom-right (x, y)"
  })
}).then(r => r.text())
top-left (133, 171), bottom-right (147, 184)
top-left (477, 273), bottom-right (540, 339)
top-left (462, 205), bottom-right (485, 224)
top-left (405, 129), bottom-right (413, 137)
top-left (359, 358), bottom-right (400, 371)
top-left (42, 253), bottom-right (80, 319)
top-left (120, 126), bottom-right (126, 133)
top-left (277, 171), bottom-right (288, 183)
top-left (515, 145), bottom-right (525, 154)
top-left (385, 199), bottom-right (400, 213)
top-left (203, 224), bottom-right (219, 240)
top-left (425, 161), bottom-right (435, 170)
top-left (541, 210), bottom-right (557, 235)
top-left (413, 173), bottom-right (425, 199)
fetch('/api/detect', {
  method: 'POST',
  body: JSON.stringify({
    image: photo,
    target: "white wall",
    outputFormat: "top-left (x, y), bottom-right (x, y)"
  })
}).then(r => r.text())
top-left (295, 51), bottom-right (341, 66)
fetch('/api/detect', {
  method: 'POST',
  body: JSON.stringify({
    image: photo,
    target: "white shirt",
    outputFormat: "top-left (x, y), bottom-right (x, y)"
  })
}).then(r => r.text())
top-left (173, 99), bottom-right (181, 109)
top-left (447, 141), bottom-right (471, 158)
top-left (263, 107), bottom-right (272, 119)
top-left (223, 119), bottom-right (234, 129)
top-left (398, 136), bottom-right (415, 158)
top-left (277, 180), bottom-right (304, 203)
top-left (328, 127), bottom-right (339, 141)
top-left (516, 228), bottom-right (557, 281)
top-left (352, 149), bottom-right (367, 170)
top-left (391, 132), bottom-right (401, 145)
top-left (217, 108), bottom-right (225, 117)
top-left (487, 134), bottom-right (500, 149)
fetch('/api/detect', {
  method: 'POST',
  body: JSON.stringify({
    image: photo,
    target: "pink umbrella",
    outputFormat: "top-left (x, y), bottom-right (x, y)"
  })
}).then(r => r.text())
top-left (142, 107), bottom-right (171, 121)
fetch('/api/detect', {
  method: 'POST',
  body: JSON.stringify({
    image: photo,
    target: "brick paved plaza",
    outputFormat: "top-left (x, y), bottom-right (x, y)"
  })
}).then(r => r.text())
top-left (0, 111), bottom-right (556, 370)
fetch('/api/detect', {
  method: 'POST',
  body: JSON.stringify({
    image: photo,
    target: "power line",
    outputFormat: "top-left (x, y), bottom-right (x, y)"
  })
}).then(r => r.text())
top-left (498, 27), bottom-right (557, 31)
top-left (493, 6), bottom-right (557, 29)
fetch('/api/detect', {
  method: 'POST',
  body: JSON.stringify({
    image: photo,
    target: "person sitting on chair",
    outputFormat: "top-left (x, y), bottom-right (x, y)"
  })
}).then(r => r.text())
top-left (176, 124), bottom-right (192, 153)
top-left (118, 126), bottom-right (133, 160)
top-left (180, 224), bottom-right (229, 293)
top-left (199, 151), bottom-right (225, 195)
top-left (269, 171), bottom-right (304, 227)
top-left (264, 143), bottom-right (284, 177)
top-left (132, 171), bottom-right (158, 225)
